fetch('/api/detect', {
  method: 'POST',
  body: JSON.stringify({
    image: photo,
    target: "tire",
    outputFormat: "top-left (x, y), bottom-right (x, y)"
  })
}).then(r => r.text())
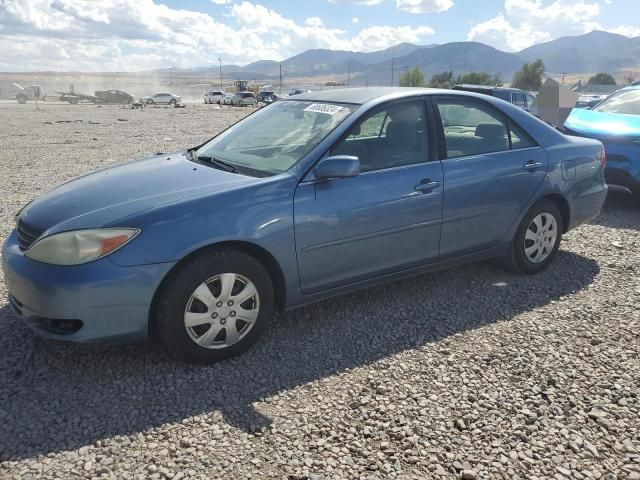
top-left (503, 199), bottom-right (563, 274)
top-left (146, 99), bottom-right (154, 105)
top-left (16, 95), bottom-right (27, 104)
top-left (169, 99), bottom-right (177, 106)
top-left (153, 248), bottom-right (274, 363)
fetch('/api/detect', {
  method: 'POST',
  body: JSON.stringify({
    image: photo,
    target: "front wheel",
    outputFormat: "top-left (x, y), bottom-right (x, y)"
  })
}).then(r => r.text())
top-left (153, 248), bottom-right (274, 363)
top-left (169, 99), bottom-right (177, 106)
top-left (503, 199), bottom-right (563, 274)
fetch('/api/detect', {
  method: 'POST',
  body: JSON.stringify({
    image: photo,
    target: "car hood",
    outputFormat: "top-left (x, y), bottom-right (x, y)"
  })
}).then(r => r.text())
top-left (19, 152), bottom-right (257, 235)
top-left (564, 108), bottom-right (640, 140)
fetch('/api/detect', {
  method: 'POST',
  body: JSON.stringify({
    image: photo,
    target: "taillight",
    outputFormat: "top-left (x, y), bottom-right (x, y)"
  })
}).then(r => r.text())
top-left (600, 144), bottom-right (606, 169)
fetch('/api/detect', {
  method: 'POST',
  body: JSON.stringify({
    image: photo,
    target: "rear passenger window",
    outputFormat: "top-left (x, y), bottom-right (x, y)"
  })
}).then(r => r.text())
top-left (436, 98), bottom-right (509, 158)
top-left (435, 97), bottom-right (535, 158)
top-left (509, 121), bottom-right (535, 149)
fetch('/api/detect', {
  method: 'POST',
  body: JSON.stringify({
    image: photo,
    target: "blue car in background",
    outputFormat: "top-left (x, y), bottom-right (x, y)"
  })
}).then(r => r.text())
top-left (2, 88), bottom-right (607, 363)
top-left (564, 86), bottom-right (640, 197)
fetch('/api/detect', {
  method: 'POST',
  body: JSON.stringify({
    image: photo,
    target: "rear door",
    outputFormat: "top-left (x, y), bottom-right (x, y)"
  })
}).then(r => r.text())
top-left (294, 98), bottom-right (443, 293)
top-left (432, 95), bottom-right (548, 258)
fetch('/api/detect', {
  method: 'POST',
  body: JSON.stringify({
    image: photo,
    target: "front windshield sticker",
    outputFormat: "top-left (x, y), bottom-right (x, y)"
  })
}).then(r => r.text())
top-left (304, 103), bottom-right (344, 115)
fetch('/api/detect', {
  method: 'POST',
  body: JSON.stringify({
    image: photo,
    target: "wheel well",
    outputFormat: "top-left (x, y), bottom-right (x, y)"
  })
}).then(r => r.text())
top-left (148, 241), bottom-right (287, 340)
top-left (541, 193), bottom-right (570, 233)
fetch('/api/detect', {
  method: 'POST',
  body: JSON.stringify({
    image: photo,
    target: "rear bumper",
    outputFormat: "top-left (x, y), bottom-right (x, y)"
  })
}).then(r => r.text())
top-left (2, 230), bottom-right (175, 343)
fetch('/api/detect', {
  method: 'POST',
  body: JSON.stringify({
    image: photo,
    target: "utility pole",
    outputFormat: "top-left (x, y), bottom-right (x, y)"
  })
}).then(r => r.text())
top-left (347, 61), bottom-right (351, 87)
top-left (170, 67), bottom-right (173, 88)
top-left (561, 72), bottom-right (566, 85)
top-left (279, 63), bottom-right (283, 94)
top-left (219, 58), bottom-right (223, 88)
top-left (391, 57), bottom-right (395, 87)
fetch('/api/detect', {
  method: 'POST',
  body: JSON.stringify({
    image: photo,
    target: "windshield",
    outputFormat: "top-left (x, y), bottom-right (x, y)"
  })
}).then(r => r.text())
top-left (196, 100), bottom-right (356, 175)
top-left (593, 89), bottom-right (640, 116)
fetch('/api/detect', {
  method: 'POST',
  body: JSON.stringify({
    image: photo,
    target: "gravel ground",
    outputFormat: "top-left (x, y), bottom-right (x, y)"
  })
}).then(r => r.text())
top-left (0, 102), bottom-right (639, 480)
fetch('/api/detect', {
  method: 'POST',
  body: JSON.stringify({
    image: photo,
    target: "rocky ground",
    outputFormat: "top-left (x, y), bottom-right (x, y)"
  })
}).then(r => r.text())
top-left (0, 102), bottom-right (638, 480)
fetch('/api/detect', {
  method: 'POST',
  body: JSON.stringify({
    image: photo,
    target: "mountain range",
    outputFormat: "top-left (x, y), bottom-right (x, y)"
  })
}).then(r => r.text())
top-left (180, 30), bottom-right (640, 85)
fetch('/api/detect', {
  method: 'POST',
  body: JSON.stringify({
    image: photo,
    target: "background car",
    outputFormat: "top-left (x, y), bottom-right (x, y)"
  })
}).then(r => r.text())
top-left (453, 84), bottom-right (538, 115)
top-left (141, 93), bottom-right (182, 105)
top-left (231, 91), bottom-right (256, 106)
top-left (564, 85), bottom-right (640, 197)
top-left (3, 88), bottom-right (607, 364)
top-left (94, 90), bottom-right (134, 104)
top-left (256, 91), bottom-right (275, 103)
top-left (288, 89), bottom-right (312, 96)
top-left (222, 93), bottom-right (234, 105)
top-left (574, 94), bottom-right (609, 109)
top-left (205, 90), bottom-right (224, 104)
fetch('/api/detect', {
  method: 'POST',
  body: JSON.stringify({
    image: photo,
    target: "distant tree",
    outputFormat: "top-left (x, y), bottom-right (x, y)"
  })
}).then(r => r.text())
top-left (588, 72), bottom-right (616, 85)
top-left (429, 71), bottom-right (454, 88)
top-left (626, 75), bottom-right (636, 85)
top-left (455, 71), bottom-right (503, 86)
top-left (399, 66), bottom-right (426, 87)
top-left (512, 59), bottom-right (545, 91)
top-left (325, 81), bottom-right (345, 86)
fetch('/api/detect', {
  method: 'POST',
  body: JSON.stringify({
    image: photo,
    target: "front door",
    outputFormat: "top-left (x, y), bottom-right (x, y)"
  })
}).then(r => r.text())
top-left (432, 95), bottom-right (548, 258)
top-left (294, 99), bottom-right (443, 294)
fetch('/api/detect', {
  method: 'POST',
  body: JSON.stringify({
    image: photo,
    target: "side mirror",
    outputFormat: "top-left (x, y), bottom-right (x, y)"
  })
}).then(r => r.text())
top-left (314, 155), bottom-right (360, 180)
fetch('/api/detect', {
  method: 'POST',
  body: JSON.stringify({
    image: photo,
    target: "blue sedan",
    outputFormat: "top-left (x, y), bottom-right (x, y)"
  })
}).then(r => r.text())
top-left (2, 88), bottom-right (607, 363)
top-left (564, 86), bottom-right (640, 197)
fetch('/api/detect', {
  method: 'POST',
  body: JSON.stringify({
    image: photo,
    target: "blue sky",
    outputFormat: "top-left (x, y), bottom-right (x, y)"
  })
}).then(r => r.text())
top-left (0, 0), bottom-right (638, 71)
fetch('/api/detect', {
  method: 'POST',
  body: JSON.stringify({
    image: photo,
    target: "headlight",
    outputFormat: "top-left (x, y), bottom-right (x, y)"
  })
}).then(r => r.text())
top-left (25, 228), bottom-right (140, 265)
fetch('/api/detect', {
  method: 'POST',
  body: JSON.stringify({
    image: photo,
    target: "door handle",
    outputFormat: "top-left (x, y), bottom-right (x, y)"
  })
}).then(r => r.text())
top-left (415, 179), bottom-right (441, 192)
top-left (522, 161), bottom-right (543, 171)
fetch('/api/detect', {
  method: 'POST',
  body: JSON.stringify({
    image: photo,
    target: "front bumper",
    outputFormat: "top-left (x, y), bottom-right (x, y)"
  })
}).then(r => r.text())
top-left (603, 142), bottom-right (640, 194)
top-left (2, 230), bottom-right (175, 343)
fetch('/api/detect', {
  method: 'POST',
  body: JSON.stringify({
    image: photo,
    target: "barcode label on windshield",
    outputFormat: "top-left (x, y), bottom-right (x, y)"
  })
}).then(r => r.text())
top-left (304, 103), bottom-right (344, 115)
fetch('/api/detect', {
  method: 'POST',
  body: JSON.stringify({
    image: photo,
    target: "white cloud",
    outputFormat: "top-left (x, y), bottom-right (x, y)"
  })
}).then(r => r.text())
top-left (0, 0), bottom-right (436, 71)
top-left (328, 0), bottom-right (453, 12)
top-left (352, 17), bottom-right (359, 23)
top-left (467, 0), bottom-right (637, 51)
top-left (395, 0), bottom-right (454, 13)
top-left (326, 0), bottom-right (384, 5)
top-left (608, 25), bottom-right (640, 38)
top-left (211, 0), bottom-right (232, 4)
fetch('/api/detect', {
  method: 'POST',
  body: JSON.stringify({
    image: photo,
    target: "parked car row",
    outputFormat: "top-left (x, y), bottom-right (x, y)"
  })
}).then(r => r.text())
top-left (204, 90), bottom-right (271, 107)
top-left (4, 87), bottom-right (608, 364)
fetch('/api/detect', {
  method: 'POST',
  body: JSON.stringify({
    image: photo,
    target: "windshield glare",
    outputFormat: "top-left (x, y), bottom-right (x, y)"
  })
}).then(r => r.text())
top-left (197, 100), bottom-right (355, 174)
top-left (594, 89), bottom-right (640, 116)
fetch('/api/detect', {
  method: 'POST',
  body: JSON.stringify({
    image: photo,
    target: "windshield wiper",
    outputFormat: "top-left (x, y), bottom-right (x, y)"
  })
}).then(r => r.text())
top-left (196, 155), bottom-right (239, 174)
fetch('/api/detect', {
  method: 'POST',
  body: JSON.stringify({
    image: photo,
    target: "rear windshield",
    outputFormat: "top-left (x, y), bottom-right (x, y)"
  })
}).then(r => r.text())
top-left (593, 89), bottom-right (640, 116)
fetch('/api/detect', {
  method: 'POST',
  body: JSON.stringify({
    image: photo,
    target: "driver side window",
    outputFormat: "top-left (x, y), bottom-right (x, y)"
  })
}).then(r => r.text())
top-left (332, 100), bottom-right (428, 172)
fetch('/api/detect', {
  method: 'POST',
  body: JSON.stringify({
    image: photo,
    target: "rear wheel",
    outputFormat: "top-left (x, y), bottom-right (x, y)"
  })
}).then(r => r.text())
top-left (154, 248), bottom-right (274, 363)
top-left (16, 95), bottom-right (27, 104)
top-left (503, 199), bottom-right (563, 274)
top-left (146, 99), bottom-right (154, 105)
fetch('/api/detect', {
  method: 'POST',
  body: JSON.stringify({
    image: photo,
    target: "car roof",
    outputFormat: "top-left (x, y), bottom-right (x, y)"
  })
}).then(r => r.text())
top-left (453, 84), bottom-right (525, 93)
top-left (287, 87), bottom-right (464, 105)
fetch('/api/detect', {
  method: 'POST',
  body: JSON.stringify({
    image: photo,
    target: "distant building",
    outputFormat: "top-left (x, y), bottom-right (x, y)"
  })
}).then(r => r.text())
top-left (569, 80), bottom-right (620, 95)
top-left (536, 77), bottom-right (580, 126)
